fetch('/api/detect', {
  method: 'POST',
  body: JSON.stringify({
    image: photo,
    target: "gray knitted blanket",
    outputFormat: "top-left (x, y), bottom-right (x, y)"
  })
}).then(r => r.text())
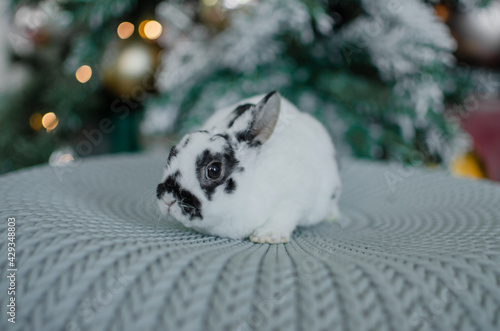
top-left (0, 154), bottom-right (499, 331)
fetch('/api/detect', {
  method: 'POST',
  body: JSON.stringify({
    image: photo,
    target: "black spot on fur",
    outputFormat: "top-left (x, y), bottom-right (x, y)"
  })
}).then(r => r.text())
top-left (235, 131), bottom-right (253, 143)
top-left (156, 170), bottom-right (180, 199)
top-left (157, 170), bottom-right (203, 220)
top-left (231, 92), bottom-right (278, 148)
top-left (166, 145), bottom-right (178, 167)
top-left (249, 141), bottom-right (261, 148)
top-left (195, 144), bottom-right (239, 200)
top-left (261, 91), bottom-right (277, 104)
top-left (156, 183), bottom-right (166, 199)
top-left (235, 130), bottom-right (261, 148)
top-left (197, 130), bottom-right (209, 134)
top-left (223, 145), bottom-right (239, 170)
top-left (224, 178), bottom-right (237, 194)
top-left (182, 138), bottom-right (190, 148)
top-left (228, 103), bottom-right (253, 128)
top-left (177, 189), bottom-right (203, 220)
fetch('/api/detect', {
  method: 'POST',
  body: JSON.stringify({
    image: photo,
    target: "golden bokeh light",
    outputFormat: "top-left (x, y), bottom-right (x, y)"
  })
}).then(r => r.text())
top-left (75, 65), bottom-right (92, 83)
top-left (117, 22), bottom-right (134, 39)
top-left (138, 20), bottom-right (150, 39)
top-left (144, 21), bottom-right (162, 39)
top-left (139, 20), bottom-right (162, 40)
top-left (41, 112), bottom-right (59, 132)
top-left (29, 113), bottom-right (43, 131)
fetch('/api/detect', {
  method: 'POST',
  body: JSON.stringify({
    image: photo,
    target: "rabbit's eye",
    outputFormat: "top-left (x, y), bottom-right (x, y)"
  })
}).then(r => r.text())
top-left (206, 161), bottom-right (223, 180)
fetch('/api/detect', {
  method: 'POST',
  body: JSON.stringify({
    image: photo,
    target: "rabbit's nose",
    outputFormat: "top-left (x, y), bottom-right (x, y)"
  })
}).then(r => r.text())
top-left (166, 199), bottom-right (176, 207)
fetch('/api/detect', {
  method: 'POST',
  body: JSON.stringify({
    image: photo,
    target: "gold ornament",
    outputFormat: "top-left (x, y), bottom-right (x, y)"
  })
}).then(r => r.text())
top-left (450, 152), bottom-right (485, 179)
top-left (101, 36), bottom-right (161, 96)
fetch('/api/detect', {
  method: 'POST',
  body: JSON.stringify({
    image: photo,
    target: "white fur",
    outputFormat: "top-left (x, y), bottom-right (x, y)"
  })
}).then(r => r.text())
top-left (158, 93), bottom-right (341, 243)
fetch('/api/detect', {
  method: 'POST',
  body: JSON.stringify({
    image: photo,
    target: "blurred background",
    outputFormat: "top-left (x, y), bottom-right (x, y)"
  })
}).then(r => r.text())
top-left (0, 0), bottom-right (499, 181)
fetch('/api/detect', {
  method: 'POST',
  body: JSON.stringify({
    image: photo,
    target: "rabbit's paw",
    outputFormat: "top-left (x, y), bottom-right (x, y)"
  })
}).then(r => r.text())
top-left (249, 226), bottom-right (292, 244)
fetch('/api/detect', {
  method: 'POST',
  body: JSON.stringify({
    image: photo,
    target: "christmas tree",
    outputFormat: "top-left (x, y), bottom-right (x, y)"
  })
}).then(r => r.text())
top-left (0, 0), bottom-right (493, 173)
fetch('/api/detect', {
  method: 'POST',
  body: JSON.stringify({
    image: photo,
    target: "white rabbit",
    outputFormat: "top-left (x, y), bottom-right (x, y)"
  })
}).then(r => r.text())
top-left (156, 91), bottom-right (341, 243)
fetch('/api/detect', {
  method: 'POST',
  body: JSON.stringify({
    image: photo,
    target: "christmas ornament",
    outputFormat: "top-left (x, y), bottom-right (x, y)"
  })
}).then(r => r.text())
top-left (101, 36), bottom-right (161, 96)
top-left (449, 1), bottom-right (500, 66)
top-left (450, 152), bottom-right (485, 179)
top-left (460, 103), bottom-right (500, 181)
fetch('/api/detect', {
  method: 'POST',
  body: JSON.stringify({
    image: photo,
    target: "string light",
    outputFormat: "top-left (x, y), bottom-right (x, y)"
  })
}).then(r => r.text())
top-left (75, 65), bottom-right (92, 83)
top-left (41, 112), bottom-right (58, 132)
top-left (139, 20), bottom-right (163, 40)
top-left (117, 22), bottom-right (135, 39)
top-left (29, 113), bottom-right (43, 131)
top-left (138, 20), bottom-right (150, 39)
top-left (144, 21), bottom-right (162, 40)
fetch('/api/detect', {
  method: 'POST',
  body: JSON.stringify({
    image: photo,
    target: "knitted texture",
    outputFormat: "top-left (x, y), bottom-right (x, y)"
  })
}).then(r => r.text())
top-left (0, 154), bottom-right (499, 331)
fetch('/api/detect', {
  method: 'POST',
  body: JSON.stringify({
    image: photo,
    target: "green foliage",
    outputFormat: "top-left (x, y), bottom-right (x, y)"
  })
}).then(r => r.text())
top-left (0, 79), bottom-right (55, 172)
top-left (0, 0), bottom-right (486, 173)
top-left (1, 0), bottom-right (146, 173)
top-left (144, 0), bottom-right (472, 165)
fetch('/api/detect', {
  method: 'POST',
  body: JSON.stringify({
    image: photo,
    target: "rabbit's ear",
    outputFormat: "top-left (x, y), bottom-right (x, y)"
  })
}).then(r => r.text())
top-left (252, 91), bottom-right (281, 144)
top-left (229, 91), bottom-right (281, 146)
